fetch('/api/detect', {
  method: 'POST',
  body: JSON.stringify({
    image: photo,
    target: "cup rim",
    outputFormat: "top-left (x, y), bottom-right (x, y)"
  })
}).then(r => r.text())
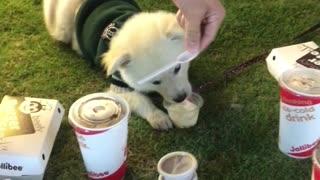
top-left (158, 172), bottom-right (198, 180)
top-left (279, 68), bottom-right (320, 97)
top-left (190, 93), bottom-right (204, 108)
top-left (157, 151), bottom-right (198, 178)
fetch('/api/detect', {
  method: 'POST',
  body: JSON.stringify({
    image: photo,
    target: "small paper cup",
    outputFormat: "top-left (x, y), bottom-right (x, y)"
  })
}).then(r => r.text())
top-left (157, 151), bottom-right (198, 180)
top-left (158, 173), bottom-right (198, 180)
top-left (163, 93), bottom-right (203, 128)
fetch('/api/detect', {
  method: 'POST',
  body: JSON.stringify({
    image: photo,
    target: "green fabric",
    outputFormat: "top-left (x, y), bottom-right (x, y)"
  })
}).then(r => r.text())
top-left (75, 0), bottom-right (140, 67)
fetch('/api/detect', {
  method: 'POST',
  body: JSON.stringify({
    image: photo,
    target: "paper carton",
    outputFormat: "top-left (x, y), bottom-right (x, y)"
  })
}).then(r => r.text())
top-left (0, 95), bottom-right (64, 179)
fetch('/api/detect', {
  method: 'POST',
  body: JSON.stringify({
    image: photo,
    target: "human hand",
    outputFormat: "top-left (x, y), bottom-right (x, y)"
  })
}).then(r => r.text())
top-left (172, 0), bottom-right (225, 53)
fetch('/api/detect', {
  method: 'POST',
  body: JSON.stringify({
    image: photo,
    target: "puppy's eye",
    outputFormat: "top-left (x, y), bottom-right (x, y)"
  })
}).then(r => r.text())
top-left (152, 80), bottom-right (161, 85)
top-left (174, 64), bottom-right (181, 74)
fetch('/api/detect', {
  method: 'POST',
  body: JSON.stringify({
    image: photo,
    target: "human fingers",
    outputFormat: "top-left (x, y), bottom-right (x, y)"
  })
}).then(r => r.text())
top-left (200, 14), bottom-right (223, 50)
top-left (185, 16), bottom-right (202, 53)
top-left (200, 3), bottom-right (225, 51)
top-left (176, 10), bottom-right (185, 29)
top-left (172, 0), bottom-right (201, 52)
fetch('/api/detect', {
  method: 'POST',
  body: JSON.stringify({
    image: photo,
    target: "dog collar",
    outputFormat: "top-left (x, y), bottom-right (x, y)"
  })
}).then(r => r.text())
top-left (109, 71), bottom-right (134, 91)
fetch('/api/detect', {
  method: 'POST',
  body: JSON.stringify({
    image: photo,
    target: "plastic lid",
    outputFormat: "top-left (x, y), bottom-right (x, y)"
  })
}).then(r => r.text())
top-left (80, 99), bottom-right (120, 123)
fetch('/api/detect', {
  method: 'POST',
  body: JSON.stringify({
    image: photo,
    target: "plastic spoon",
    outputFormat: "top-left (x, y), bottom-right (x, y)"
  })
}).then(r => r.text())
top-left (137, 51), bottom-right (198, 85)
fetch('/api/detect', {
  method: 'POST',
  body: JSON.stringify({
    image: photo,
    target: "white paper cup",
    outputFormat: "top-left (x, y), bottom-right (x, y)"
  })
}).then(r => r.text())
top-left (157, 151), bottom-right (198, 180)
top-left (68, 93), bottom-right (130, 179)
top-left (158, 173), bottom-right (198, 180)
top-left (163, 93), bottom-right (203, 128)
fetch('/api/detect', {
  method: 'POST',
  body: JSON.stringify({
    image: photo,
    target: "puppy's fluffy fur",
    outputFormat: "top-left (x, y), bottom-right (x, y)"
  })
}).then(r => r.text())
top-left (43, 0), bottom-right (192, 130)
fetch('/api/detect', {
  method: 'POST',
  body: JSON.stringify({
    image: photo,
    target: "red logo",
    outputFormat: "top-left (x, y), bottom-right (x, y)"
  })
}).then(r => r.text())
top-left (288, 140), bottom-right (319, 158)
top-left (87, 161), bottom-right (127, 180)
top-left (88, 171), bottom-right (109, 178)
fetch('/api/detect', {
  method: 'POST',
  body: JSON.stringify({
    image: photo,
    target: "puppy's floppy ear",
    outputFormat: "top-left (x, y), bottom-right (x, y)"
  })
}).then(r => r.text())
top-left (102, 51), bottom-right (131, 76)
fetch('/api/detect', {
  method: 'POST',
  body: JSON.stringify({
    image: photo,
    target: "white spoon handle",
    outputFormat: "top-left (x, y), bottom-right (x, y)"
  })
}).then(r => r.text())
top-left (137, 61), bottom-right (178, 85)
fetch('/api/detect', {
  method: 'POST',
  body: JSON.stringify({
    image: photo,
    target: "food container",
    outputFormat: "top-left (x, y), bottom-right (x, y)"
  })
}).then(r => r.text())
top-left (157, 151), bottom-right (198, 180)
top-left (163, 93), bottom-right (203, 128)
top-left (68, 92), bottom-right (130, 179)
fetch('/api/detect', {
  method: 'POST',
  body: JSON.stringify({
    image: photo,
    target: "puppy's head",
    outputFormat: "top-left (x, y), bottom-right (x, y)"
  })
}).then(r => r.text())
top-left (102, 11), bottom-right (192, 103)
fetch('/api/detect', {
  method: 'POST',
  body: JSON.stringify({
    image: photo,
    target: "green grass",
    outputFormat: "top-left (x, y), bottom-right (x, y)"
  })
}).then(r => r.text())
top-left (0, 0), bottom-right (320, 179)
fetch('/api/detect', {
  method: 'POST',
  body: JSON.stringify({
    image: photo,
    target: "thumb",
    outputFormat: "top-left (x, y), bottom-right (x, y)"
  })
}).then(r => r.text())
top-left (185, 19), bottom-right (201, 53)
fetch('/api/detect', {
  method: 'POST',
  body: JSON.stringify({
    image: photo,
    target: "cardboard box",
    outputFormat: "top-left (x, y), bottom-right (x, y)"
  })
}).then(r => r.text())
top-left (266, 41), bottom-right (319, 81)
top-left (0, 95), bottom-right (65, 179)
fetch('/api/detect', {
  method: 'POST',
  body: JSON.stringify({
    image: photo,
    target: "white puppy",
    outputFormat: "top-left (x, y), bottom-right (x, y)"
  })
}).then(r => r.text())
top-left (43, 0), bottom-right (192, 130)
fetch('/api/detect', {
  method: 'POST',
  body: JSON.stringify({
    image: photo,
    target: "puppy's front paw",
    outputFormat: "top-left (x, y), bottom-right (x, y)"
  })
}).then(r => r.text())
top-left (147, 110), bottom-right (172, 130)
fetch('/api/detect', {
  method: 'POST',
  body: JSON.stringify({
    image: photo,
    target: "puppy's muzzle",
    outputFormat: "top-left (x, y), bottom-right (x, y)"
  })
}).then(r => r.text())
top-left (173, 92), bottom-right (187, 103)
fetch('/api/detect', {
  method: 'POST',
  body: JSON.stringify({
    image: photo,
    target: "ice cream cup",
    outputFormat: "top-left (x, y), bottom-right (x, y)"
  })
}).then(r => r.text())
top-left (157, 151), bottom-right (198, 180)
top-left (163, 93), bottom-right (203, 128)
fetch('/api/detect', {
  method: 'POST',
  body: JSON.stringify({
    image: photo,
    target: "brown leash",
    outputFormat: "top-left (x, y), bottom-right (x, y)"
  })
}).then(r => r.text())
top-left (194, 22), bottom-right (320, 93)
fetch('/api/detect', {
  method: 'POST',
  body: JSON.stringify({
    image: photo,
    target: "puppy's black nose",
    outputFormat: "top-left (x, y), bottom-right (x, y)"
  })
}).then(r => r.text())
top-left (173, 93), bottom-right (187, 103)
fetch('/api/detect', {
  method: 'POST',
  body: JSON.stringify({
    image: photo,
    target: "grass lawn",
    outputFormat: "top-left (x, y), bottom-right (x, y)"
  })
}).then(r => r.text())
top-left (1, 0), bottom-right (320, 179)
